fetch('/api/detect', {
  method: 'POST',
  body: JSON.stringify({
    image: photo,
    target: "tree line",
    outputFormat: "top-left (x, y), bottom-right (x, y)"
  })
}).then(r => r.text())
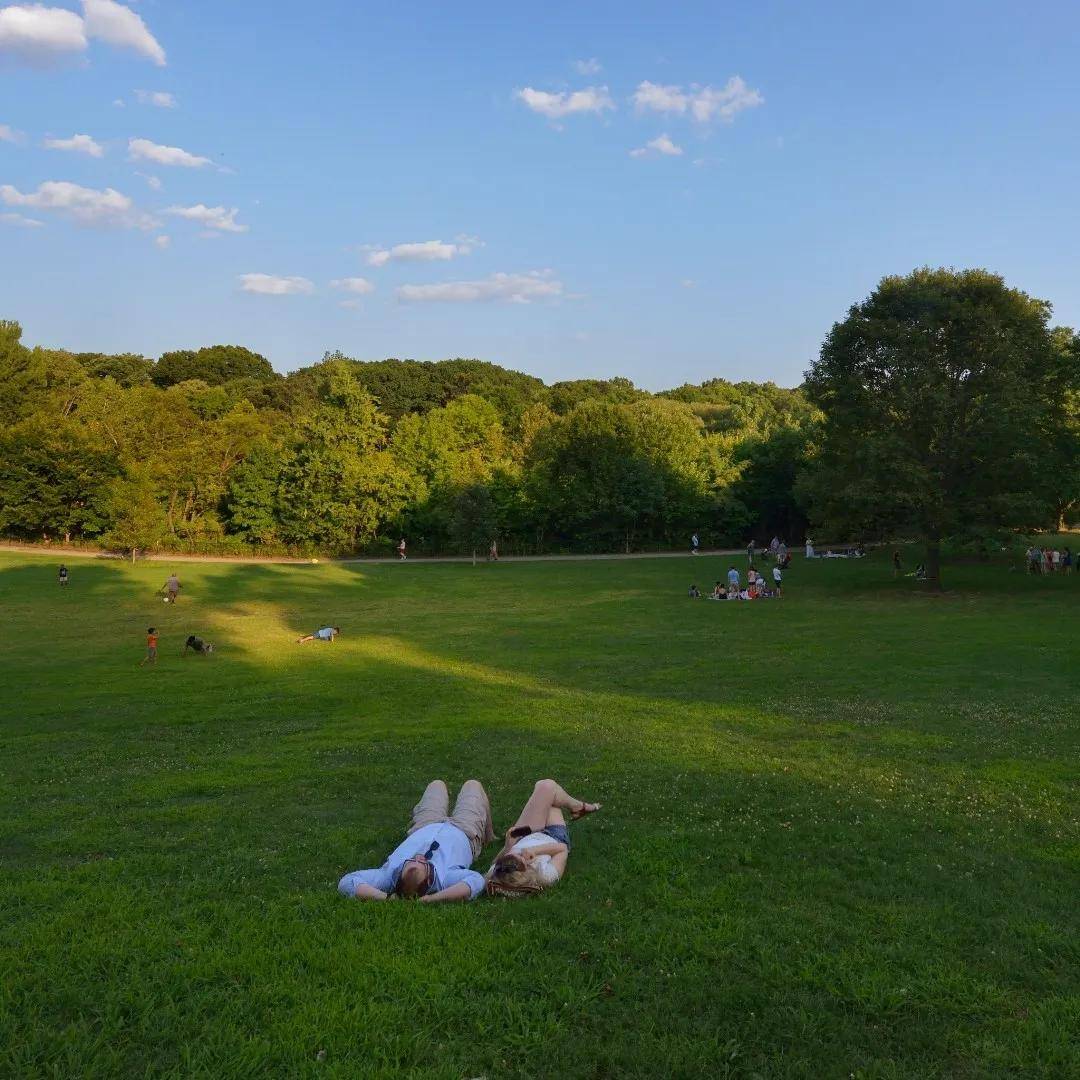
top-left (1, 268), bottom-right (1077, 582)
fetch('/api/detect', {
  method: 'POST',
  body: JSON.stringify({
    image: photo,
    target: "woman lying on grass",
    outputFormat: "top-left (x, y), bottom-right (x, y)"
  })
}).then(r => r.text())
top-left (486, 778), bottom-right (600, 897)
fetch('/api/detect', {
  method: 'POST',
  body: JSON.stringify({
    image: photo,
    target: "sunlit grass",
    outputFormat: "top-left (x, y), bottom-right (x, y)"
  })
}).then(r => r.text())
top-left (1, 549), bottom-right (1077, 1078)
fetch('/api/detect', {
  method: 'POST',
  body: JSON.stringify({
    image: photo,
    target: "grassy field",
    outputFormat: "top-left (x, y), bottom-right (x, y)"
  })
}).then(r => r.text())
top-left (1, 548), bottom-right (1077, 1079)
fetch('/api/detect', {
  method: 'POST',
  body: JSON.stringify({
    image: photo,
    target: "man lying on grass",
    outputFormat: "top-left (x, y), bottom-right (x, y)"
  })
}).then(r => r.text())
top-left (182, 635), bottom-right (214, 656)
top-left (297, 625), bottom-right (339, 644)
top-left (338, 780), bottom-right (495, 902)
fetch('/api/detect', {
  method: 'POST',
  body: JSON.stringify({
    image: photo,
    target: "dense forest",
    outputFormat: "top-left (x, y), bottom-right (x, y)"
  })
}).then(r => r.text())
top-left (0, 321), bottom-right (818, 556)
top-left (2, 270), bottom-right (1077, 561)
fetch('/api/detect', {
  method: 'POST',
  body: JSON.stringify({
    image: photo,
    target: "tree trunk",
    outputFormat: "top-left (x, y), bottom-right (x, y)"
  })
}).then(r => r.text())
top-left (924, 533), bottom-right (943, 591)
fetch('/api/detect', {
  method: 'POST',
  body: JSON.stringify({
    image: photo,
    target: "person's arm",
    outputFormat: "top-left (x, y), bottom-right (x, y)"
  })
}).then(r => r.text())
top-left (338, 867), bottom-right (394, 900)
top-left (429, 867), bottom-right (485, 902)
top-left (418, 881), bottom-right (472, 903)
top-left (354, 883), bottom-right (390, 901)
top-left (520, 841), bottom-right (567, 859)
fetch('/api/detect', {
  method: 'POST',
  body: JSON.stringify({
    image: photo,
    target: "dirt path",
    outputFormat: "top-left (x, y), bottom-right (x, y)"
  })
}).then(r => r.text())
top-left (0, 542), bottom-right (744, 567)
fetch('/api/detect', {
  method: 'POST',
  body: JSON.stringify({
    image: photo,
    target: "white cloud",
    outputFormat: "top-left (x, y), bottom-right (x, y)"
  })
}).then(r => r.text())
top-left (82, 0), bottom-right (165, 66)
top-left (330, 276), bottom-right (375, 294)
top-left (397, 270), bottom-right (563, 304)
top-left (516, 86), bottom-right (614, 120)
top-left (1, 123), bottom-right (25, 143)
top-left (632, 81), bottom-right (687, 114)
top-left (365, 236), bottom-right (478, 267)
top-left (154, 233), bottom-right (169, 249)
top-left (0, 179), bottom-right (154, 229)
top-left (574, 58), bottom-right (602, 75)
top-left (0, 4), bottom-right (87, 64)
top-left (239, 273), bottom-right (314, 296)
top-left (165, 203), bottom-right (247, 233)
top-left (632, 76), bottom-right (763, 123)
top-left (135, 89), bottom-right (175, 108)
top-left (137, 172), bottom-right (162, 190)
top-left (1, 211), bottom-right (44, 227)
top-left (629, 133), bottom-right (683, 158)
top-left (681, 279), bottom-right (695, 288)
top-left (128, 137), bottom-right (210, 168)
top-left (43, 132), bottom-right (104, 157)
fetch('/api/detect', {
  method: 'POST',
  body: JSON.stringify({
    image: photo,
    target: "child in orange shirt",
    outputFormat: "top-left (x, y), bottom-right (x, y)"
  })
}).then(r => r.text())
top-left (140, 627), bottom-right (158, 667)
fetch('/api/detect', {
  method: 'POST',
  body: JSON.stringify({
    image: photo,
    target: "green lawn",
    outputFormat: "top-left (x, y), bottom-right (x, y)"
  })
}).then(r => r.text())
top-left (1, 549), bottom-right (1077, 1079)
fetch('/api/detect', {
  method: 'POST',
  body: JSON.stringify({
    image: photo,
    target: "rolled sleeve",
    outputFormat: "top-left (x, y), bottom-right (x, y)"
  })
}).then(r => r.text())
top-left (338, 867), bottom-right (393, 898)
top-left (441, 866), bottom-right (486, 900)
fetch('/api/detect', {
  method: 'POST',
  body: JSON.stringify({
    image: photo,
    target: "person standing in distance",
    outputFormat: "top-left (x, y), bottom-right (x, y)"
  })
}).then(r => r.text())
top-left (58, 564), bottom-right (69, 587)
top-left (772, 564), bottom-right (783, 597)
top-left (691, 532), bottom-right (700, 556)
top-left (397, 538), bottom-right (407, 561)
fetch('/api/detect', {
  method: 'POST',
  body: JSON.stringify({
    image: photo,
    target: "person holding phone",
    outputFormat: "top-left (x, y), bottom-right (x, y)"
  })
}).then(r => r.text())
top-left (485, 779), bottom-right (600, 898)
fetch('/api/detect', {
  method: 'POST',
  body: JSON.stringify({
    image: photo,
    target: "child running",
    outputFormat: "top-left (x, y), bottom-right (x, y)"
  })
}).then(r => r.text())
top-left (140, 627), bottom-right (158, 667)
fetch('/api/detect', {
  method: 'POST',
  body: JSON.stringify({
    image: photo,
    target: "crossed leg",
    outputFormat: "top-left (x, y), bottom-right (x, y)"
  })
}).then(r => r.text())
top-left (513, 778), bottom-right (600, 833)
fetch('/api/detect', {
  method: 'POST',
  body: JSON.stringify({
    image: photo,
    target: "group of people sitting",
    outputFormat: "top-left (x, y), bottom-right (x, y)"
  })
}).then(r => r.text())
top-left (338, 778), bottom-right (600, 902)
top-left (689, 564), bottom-right (783, 600)
top-left (1026, 545), bottom-right (1073, 574)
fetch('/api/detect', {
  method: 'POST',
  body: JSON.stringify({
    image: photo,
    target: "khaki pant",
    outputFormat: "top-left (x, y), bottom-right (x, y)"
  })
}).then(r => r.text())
top-left (408, 780), bottom-right (494, 861)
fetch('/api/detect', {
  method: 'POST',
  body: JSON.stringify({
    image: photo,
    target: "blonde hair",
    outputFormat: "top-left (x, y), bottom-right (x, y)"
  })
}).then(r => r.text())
top-left (485, 854), bottom-right (546, 898)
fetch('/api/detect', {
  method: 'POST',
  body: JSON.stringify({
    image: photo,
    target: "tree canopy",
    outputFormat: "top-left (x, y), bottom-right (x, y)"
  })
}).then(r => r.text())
top-left (802, 267), bottom-right (1076, 586)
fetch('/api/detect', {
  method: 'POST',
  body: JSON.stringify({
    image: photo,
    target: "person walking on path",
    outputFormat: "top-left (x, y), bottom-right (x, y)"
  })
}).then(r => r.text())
top-left (338, 779), bottom-right (495, 902)
top-left (489, 539), bottom-right (499, 562)
top-left (893, 550), bottom-right (902, 578)
top-left (746, 540), bottom-right (755, 565)
top-left (691, 532), bottom-right (700, 556)
top-left (397, 538), bottom-right (407, 561)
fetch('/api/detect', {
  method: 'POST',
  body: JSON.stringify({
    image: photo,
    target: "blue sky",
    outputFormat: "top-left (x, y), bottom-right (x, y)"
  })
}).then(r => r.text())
top-left (2, 1), bottom-right (1079, 389)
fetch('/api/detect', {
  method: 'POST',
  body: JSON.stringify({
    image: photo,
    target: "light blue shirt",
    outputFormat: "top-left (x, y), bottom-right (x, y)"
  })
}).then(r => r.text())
top-left (727, 569), bottom-right (740, 586)
top-left (338, 821), bottom-right (485, 900)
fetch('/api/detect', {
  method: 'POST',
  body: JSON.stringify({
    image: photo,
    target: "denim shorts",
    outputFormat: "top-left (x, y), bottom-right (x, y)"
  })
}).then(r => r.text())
top-left (542, 824), bottom-right (570, 850)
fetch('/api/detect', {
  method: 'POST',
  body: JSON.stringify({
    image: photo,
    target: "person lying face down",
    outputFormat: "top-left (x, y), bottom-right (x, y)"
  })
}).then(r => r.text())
top-left (338, 779), bottom-right (495, 902)
top-left (486, 778), bottom-right (600, 898)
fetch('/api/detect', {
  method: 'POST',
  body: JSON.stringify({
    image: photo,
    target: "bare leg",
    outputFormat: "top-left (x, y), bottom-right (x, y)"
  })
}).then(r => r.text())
top-left (513, 779), bottom-right (599, 833)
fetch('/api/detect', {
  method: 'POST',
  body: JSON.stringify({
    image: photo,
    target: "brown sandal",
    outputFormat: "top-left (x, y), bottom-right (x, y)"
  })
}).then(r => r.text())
top-left (571, 801), bottom-right (601, 820)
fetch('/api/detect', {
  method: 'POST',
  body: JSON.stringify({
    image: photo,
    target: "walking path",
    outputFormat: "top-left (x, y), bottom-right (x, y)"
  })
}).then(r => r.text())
top-left (0, 542), bottom-right (744, 567)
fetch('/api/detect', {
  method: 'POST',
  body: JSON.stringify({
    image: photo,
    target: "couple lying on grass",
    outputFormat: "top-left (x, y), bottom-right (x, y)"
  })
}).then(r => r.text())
top-left (338, 778), bottom-right (600, 902)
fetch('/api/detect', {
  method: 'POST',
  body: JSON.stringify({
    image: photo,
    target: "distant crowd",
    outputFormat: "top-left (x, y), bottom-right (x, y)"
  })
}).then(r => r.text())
top-left (1026, 545), bottom-right (1072, 573)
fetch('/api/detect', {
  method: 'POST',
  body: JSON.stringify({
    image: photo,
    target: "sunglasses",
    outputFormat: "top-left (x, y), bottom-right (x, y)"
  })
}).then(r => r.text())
top-left (393, 841), bottom-right (440, 897)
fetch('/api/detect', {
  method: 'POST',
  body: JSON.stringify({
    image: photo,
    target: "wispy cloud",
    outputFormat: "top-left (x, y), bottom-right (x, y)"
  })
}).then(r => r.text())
top-left (43, 133), bottom-right (105, 158)
top-left (0, 123), bottom-right (26, 144)
top-left (0, 179), bottom-right (155, 229)
top-left (632, 76), bottom-right (763, 123)
top-left (165, 203), bottom-right (247, 233)
top-left (128, 137), bottom-right (210, 168)
top-left (82, 0), bottom-right (165, 66)
top-left (397, 270), bottom-right (563, 304)
top-left (239, 273), bottom-right (314, 296)
top-left (154, 234), bottom-right (170, 249)
top-left (331, 277), bottom-right (376, 294)
top-left (1, 211), bottom-right (45, 228)
top-left (365, 236), bottom-right (479, 267)
top-left (135, 89), bottom-right (176, 108)
top-left (574, 58), bottom-right (602, 75)
top-left (629, 133), bottom-right (683, 158)
top-left (516, 86), bottom-right (614, 120)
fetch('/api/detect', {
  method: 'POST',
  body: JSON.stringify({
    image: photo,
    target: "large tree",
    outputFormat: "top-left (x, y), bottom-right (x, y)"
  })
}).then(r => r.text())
top-left (802, 268), bottom-right (1076, 587)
